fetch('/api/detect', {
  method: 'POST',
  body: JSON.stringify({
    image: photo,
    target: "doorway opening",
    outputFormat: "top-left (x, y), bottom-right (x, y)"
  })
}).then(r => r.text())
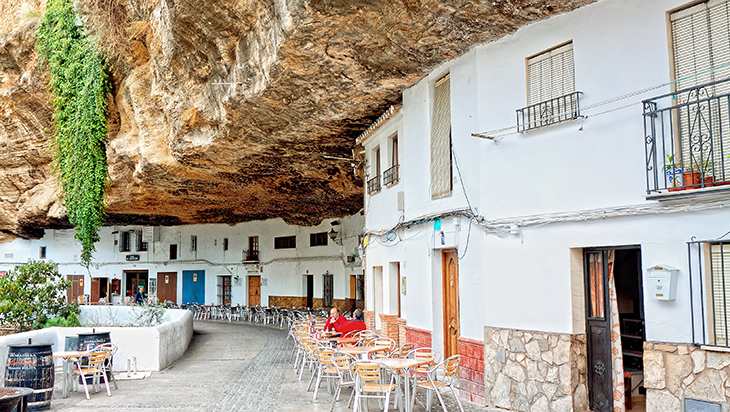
top-left (442, 249), bottom-right (460, 358)
top-left (217, 275), bottom-right (232, 305)
top-left (125, 270), bottom-right (149, 302)
top-left (90, 277), bottom-right (109, 303)
top-left (584, 247), bottom-right (644, 412)
top-left (248, 275), bottom-right (261, 306)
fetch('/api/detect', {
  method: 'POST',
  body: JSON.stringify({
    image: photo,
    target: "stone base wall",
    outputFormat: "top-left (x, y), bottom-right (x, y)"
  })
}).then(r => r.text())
top-left (484, 327), bottom-right (588, 412)
top-left (644, 342), bottom-right (730, 410)
top-left (459, 337), bottom-right (487, 406)
top-left (267, 296), bottom-right (350, 312)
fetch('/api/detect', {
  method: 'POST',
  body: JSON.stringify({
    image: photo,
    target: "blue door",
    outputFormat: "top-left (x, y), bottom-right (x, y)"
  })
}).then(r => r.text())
top-left (182, 270), bottom-right (205, 304)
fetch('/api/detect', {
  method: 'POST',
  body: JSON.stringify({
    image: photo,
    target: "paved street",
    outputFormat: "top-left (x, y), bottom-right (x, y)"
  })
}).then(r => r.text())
top-left (50, 320), bottom-right (492, 411)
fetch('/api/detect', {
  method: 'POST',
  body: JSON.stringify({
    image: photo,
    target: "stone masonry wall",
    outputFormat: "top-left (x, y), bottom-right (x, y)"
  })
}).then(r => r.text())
top-left (644, 342), bottom-right (730, 410)
top-left (484, 327), bottom-right (588, 412)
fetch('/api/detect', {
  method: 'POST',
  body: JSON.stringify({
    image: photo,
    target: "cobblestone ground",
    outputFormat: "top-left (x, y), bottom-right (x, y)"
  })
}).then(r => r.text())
top-left (49, 320), bottom-right (492, 411)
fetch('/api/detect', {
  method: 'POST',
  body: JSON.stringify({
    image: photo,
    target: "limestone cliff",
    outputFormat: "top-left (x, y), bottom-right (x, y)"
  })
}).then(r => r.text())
top-left (0, 0), bottom-right (593, 240)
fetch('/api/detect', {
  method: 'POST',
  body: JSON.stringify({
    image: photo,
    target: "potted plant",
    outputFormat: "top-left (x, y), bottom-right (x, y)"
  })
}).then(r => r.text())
top-left (662, 154), bottom-right (684, 191)
top-left (664, 154), bottom-right (715, 191)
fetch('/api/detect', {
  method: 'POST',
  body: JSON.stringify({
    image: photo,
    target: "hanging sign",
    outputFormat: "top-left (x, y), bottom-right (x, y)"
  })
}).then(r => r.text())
top-left (193, 273), bottom-right (198, 282)
top-left (165, 275), bottom-right (169, 284)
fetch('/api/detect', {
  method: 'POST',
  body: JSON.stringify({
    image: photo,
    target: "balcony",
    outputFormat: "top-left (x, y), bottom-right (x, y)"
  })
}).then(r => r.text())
top-left (516, 91), bottom-right (582, 132)
top-left (367, 175), bottom-right (381, 195)
top-left (244, 250), bottom-right (259, 262)
top-left (644, 78), bottom-right (730, 194)
top-left (383, 164), bottom-right (399, 186)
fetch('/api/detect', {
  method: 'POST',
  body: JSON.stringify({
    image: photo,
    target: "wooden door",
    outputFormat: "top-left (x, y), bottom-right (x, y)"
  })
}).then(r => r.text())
top-left (90, 278), bottom-right (100, 303)
top-left (442, 250), bottom-right (460, 358)
top-left (182, 270), bottom-right (205, 304)
top-left (67, 275), bottom-right (84, 303)
top-left (584, 250), bottom-right (613, 412)
top-left (350, 275), bottom-right (357, 299)
top-left (248, 276), bottom-right (261, 306)
top-left (158, 272), bottom-right (177, 303)
top-left (323, 273), bottom-right (333, 307)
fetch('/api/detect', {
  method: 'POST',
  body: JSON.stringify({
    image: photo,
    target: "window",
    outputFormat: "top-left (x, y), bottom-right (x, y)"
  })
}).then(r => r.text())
top-left (120, 231), bottom-right (131, 252)
top-left (136, 230), bottom-right (148, 252)
top-left (190, 235), bottom-right (197, 252)
top-left (527, 43), bottom-right (575, 106)
top-left (247, 236), bottom-right (259, 260)
top-left (274, 235), bottom-right (296, 249)
top-left (430, 74), bottom-right (452, 199)
top-left (39, 246), bottom-right (46, 259)
top-left (368, 147), bottom-right (381, 195)
top-left (383, 135), bottom-right (399, 186)
top-left (517, 42), bottom-right (579, 132)
top-left (710, 243), bottom-right (730, 345)
top-left (217, 276), bottom-right (231, 305)
top-left (669, 1), bottom-right (730, 183)
top-left (223, 238), bottom-right (229, 251)
top-left (323, 273), bottom-right (334, 307)
top-left (310, 232), bottom-right (328, 247)
top-left (170, 244), bottom-right (177, 260)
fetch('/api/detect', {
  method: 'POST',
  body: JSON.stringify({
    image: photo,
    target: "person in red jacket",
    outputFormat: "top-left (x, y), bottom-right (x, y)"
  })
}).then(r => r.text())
top-left (339, 309), bottom-right (366, 336)
top-left (324, 307), bottom-right (347, 332)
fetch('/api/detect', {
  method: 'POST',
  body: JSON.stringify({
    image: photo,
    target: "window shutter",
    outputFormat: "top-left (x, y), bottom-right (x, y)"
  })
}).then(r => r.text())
top-left (711, 243), bottom-right (730, 345)
top-left (527, 43), bottom-right (574, 105)
top-left (430, 74), bottom-right (452, 200)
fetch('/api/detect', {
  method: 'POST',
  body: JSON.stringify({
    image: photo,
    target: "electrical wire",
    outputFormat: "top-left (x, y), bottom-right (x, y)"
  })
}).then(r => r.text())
top-left (472, 61), bottom-right (730, 139)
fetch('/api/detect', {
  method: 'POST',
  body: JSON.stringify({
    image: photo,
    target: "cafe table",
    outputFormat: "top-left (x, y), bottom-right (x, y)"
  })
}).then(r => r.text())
top-left (338, 345), bottom-right (390, 359)
top-left (377, 357), bottom-right (435, 412)
top-left (52, 350), bottom-right (84, 398)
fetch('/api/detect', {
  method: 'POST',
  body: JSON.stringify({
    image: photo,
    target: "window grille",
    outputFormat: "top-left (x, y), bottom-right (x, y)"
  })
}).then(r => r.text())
top-left (430, 74), bottom-right (452, 199)
top-left (120, 231), bottom-right (131, 252)
top-left (191, 235), bottom-right (197, 252)
top-left (688, 239), bottom-right (730, 347)
top-left (136, 230), bottom-right (148, 252)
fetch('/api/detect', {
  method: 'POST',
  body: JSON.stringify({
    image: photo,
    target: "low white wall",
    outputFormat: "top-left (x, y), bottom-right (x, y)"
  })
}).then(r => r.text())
top-left (0, 307), bottom-right (193, 377)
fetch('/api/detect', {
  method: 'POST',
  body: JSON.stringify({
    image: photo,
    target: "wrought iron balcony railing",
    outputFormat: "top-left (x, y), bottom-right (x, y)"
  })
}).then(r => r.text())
top-left (644, 77), bottom-right (730, 194)
top-left (383, 164), bottom-right (399, 186)
top-left (516, 91), bottom-right (582, 132)
top-left (245, 250), bottom-right (259, 261)
top-left (367, 175), bottom-right (381, 195)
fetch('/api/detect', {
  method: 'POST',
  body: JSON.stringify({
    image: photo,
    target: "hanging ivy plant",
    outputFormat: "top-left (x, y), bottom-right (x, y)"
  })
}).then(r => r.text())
top-left (37, 0), bottom-right (111, 267)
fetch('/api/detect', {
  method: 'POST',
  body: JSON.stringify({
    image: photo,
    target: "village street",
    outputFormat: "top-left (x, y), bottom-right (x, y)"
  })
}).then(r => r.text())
top-left (49, 320), bottom-right (491, 412)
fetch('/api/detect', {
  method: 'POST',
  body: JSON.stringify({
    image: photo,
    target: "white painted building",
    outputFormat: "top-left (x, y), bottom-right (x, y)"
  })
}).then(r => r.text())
top-left (360, 0), bottom-right (730, 410)
top-left (0, 214), bottom-right (364, 311)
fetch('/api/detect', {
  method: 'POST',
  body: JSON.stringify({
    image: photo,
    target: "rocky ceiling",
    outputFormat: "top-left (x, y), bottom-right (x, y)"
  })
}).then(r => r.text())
top-left (0, 0), bottom-right (593, 241)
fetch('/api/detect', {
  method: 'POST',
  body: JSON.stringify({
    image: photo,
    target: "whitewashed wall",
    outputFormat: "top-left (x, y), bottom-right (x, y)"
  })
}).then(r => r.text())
top-left (362, 0), bottom-right (730, 353)
top-left (0, 214), bottom-right (363, 307)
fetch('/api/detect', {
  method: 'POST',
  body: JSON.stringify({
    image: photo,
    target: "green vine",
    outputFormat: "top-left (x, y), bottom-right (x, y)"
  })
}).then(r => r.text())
top-left (37, 0), bottom-right (111, 267)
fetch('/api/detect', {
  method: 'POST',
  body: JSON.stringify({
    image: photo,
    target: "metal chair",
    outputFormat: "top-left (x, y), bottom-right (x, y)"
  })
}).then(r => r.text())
top-left (329, 350), bottom-right (358, 412)
top-left (309, 346), bottom-right (337, 400)
top-left (73, 346), bottom-right (113, 399)
top-left (414, 355), bottom-right (464, 412)
top-left (352, 360), bottom-right (398, 412)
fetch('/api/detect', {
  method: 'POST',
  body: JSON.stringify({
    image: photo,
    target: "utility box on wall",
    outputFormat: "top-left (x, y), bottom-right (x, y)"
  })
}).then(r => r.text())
top-left (646, 265), bottom-right (678, 301)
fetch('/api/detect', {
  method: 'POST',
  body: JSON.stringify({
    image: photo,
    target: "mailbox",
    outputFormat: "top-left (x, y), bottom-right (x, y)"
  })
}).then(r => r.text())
top-left (646, 265), bottom-right (678, 301)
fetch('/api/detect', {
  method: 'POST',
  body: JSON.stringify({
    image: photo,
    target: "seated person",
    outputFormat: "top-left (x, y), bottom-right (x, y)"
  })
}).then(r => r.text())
top-left (340, 309), bottom-right (367, 336)
top-left (324, 307), bottom-right (347, 333)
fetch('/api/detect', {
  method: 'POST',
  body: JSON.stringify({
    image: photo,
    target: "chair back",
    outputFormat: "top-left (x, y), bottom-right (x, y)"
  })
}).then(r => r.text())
top-left (315, 347), bottom-right (334, 365)
top-left (352, 361), bottom-right (396, 393)
top-left (391, 343), bottom-right (414, 358)
top-left (443, 354), bottom-right (461, 380)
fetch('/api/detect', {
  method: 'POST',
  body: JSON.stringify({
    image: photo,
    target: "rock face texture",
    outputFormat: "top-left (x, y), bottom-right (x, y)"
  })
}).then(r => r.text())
top-left (0, 0), bottom-right (593, 239)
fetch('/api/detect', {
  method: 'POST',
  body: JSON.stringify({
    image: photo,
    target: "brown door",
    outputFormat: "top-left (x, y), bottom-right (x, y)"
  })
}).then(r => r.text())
top-left (350, 275), bottom-right (357, 299)
top-left (442, 249), bottom-right (460, 358)
top-left (248, 276), bottom-right (261, 306)
top-left (584, 250), bottom-right (613, 412)
top-left (90, 278), bottom-right (100, 303)
top-left (67, 275), bottom-right (84, 303)
top-left (158, 272), bottom-right (177, 303)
